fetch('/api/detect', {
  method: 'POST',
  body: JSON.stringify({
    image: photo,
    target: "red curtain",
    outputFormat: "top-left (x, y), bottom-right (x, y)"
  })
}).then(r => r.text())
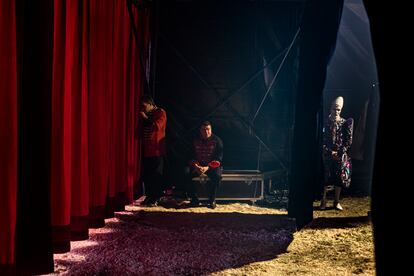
top-left (50, 0), bottom-right (150, 252)
top-left (0, 0), bottom-right (17, 273)
top-left (51, 0), bottom-right (91, 252)
top-left (1, 0), bottom-right (150, 272)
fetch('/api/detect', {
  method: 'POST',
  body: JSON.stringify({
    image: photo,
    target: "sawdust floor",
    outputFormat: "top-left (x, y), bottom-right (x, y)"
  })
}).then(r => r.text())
top-left (48, 196), bottom-right (374, 275)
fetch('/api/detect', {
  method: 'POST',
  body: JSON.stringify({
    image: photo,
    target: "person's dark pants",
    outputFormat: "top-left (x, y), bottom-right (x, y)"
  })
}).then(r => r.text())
top-left (143, 156), bottom-right (164, 202)
top-left (325, 160), bottom-right (343, 187)
top-left (185, 166), bottom-right (222, 203)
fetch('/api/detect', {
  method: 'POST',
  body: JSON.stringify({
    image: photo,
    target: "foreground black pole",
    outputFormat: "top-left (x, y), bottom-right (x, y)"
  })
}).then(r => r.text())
top-left (288, 0), bottom-right (344, 229)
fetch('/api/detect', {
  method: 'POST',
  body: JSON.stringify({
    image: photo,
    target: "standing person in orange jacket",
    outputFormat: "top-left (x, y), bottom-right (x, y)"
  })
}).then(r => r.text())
top-left (139, 95), bottom-right (167, 206)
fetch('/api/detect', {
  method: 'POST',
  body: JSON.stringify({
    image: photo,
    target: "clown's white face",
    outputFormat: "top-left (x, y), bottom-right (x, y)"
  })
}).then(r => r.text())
top-left (330, 104), bottom-right (342, 121)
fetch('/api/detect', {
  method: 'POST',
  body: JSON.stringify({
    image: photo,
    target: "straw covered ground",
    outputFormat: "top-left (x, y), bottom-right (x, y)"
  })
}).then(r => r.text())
top-left (46, 196), bottom-right (374, 275)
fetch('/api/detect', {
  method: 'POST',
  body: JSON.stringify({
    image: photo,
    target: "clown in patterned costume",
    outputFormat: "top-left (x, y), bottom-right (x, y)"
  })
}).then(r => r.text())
top-left (320, 96), bottom-right (354, 211)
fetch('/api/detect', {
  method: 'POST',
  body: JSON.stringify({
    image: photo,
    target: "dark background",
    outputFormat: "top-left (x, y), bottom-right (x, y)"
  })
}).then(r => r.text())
top-left (153, 0), bottom-right (378, 197)
top-left (154, 0), bottom-right (304, 190)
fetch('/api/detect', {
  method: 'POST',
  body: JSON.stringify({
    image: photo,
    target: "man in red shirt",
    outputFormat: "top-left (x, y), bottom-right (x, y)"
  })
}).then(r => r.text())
top-left (186, 121), bottom-right (223, 209)
top-left (139, 95), bottom-right (167, 206)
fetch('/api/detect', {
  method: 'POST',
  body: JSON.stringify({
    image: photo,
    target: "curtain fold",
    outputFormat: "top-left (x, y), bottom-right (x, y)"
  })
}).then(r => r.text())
top-left (51, 0), bottom-right (71, 253)
top-left (14, 0), bottom-right (55, 273)
top-left (111, 1), bottom-right (132, 211)
top-left (0, 0), bottom-right (18, 273)
top-left (49, 0), bottom-right (149, 253)
top-left (70, 0), bottom-right (91, 242)
top-left (88, 0), bottom-right (112, 227)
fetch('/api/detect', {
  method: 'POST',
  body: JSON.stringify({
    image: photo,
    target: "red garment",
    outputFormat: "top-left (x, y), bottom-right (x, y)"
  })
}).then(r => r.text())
top-left (189, 134), bottom-right (223, 167)
top-left (143, 107), bottom-right (167, 157)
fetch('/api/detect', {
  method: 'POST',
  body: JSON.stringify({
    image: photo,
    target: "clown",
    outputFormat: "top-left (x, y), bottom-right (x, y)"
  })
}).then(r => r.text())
top-left (320, 96), bottom-right (354, 210)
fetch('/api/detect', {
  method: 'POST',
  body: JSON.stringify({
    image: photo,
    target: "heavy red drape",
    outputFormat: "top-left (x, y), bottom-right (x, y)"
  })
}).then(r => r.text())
top-left (51, 0), bottom-right (91, 251)
top-left (50, 0), bottom-right (150, 252)
top-left (1, 0), bottom-right (150, 272)
top-left (0, 0), bottom-right (17, 272)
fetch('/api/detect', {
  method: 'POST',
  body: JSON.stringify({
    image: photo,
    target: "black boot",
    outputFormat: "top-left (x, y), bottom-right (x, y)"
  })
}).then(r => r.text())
top-left (208, 200), bottom-right (216, 209)
top-left (189, 197), bottom-right (200, 207)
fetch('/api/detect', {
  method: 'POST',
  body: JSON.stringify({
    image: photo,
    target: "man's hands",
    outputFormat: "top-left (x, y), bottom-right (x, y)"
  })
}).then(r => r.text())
top-left (139, 111), bottom-right (148, 119)
top-left (194, 164), bottom-right (209, 175)
top-left (332, 151), bottom-right (340, 160)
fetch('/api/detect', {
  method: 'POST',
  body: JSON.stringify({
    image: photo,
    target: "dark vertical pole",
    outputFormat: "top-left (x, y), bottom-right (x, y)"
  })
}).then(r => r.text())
top-left (288, 0), bottom-right (344, 229)
top-left (363, 1), bottom-right (403, 275)
top-left (15, 0), bottom-right (54, 274)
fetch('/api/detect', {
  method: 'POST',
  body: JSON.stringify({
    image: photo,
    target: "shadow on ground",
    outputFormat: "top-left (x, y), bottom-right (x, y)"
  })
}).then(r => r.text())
top-left (53, 209), bottom-right (294, 275)
top-left (307, 216), bottom-right (371, 229)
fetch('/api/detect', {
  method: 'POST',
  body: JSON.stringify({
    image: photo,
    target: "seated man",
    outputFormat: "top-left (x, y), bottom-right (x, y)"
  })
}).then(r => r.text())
top-left (185, 121), bottom-right (223, 209)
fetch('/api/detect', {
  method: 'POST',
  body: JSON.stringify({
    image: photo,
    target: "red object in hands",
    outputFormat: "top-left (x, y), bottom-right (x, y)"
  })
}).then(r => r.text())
top-left (208, 160), bottom-right (221, 168)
